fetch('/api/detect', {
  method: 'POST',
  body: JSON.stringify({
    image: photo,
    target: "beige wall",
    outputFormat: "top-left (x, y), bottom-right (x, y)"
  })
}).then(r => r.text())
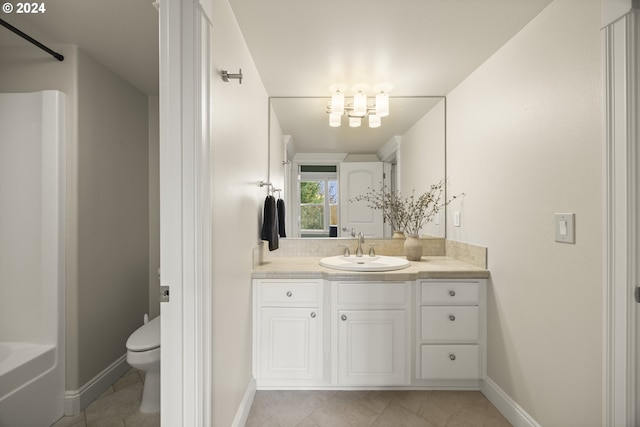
top-left (446, 0), bottom-right (602, 425)
top-left (148, 96), bottom-right (160, 319)
top-left (75, 50), bottom-right (149, 387)
top-left (269, 104), bottom-right (287, 195)
top-left (210, 0), bottom-right (269, 425)
top-left (0, 44), bottom-right (150, 390)
top-left (399, 99), bottom-right (446, 237)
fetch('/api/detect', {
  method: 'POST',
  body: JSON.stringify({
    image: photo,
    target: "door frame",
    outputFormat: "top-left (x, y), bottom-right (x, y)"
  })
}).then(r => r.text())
top-left (603, 8), bottom-right (639, 427)
top-left (159, 1), bottom-right (213, 425)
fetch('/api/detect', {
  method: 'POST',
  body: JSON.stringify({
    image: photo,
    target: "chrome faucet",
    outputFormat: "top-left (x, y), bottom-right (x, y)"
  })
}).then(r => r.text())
top-left (356, 232), bottom-right (364, 257)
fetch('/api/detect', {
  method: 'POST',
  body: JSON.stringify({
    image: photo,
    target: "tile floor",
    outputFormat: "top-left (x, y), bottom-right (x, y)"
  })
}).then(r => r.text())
top-left (51, 369), bottom-right (159, 427)
top-left (246, 390), bottom-right (512, 427)
top-left (50, 371), bottom-right (512, 427)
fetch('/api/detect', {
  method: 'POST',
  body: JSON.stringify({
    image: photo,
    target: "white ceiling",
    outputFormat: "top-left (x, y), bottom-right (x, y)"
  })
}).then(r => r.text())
top-left (231, 0), bottom-right (553, 154)
top-left (0, 0), bottom-right (159, 96)
top-left (0, 0), bottom-right (553, 153)
top-left (229, 0), bottom-right (553, 97)
top-left (271, 96), bottom-right (443, 154)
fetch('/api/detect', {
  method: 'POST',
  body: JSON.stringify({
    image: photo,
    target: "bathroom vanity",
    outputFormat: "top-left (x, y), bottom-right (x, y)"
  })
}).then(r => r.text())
top-left (252, 255), bottom-right (489, 390)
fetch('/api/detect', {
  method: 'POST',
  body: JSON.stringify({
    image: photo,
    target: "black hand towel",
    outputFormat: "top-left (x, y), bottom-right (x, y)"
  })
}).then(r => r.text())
top-left (277, 198), bottom-right (286, 238)
top-left (261, 195), bottom-right (279, 251)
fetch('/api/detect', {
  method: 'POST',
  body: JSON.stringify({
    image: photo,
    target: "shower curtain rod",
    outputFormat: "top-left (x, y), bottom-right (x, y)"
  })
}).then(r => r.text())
top-left (0, 18), bottom-right (64, 61)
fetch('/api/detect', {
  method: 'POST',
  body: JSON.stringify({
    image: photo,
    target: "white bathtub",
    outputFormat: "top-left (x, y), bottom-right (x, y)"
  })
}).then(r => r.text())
top-left (0, 343), bottom-right (56, 398)
top-left (0, 91), bottom-right (66, 426)
top-left (0, 343), bottom-right (63, 426)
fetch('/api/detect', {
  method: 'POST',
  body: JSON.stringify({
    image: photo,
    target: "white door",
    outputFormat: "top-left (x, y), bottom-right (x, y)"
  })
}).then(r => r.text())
top-left (339, 162), bottom-right (384, 237)
top-left (337, 309), bottom-right (407, 385)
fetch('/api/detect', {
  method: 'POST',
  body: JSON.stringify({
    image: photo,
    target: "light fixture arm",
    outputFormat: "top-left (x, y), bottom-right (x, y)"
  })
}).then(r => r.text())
top-left (326, 105), bottom-right (377, 118)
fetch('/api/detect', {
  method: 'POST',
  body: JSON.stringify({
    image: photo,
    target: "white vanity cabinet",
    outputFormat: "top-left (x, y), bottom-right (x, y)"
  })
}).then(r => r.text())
top-left (254, 279), bottom-right (326, 386)
top-left (253, 276), bottom-right (487, 389)
top-left (416, 280), bottom-right (486, 384)
top-left (333, 281), bottom-right (411, 386)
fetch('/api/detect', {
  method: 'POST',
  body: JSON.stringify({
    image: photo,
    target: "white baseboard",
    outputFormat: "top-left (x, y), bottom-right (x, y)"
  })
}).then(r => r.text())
top-left (232, 377), bottom-right (257, 427)
top-left (481, 377), bottom-right (541, 427)
top-left (63, 353), bottom-right (131, 415)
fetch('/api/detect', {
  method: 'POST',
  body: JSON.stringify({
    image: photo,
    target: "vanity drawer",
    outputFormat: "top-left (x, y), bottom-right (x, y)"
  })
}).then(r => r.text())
top-left (259, 280), bottom-right (322, 305)
top-left (336, 282), bottom-right (410, 307)
top-left (420, 306), bottom-right (479, 341)
top-left (420, 344), bottom-right (480, 380)
top-left (420, 281), bottom-right (479, 305)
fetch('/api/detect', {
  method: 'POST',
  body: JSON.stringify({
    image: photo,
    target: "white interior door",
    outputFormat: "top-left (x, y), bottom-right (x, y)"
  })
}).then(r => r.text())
top-left (339, 162), bottom-right (384, 237)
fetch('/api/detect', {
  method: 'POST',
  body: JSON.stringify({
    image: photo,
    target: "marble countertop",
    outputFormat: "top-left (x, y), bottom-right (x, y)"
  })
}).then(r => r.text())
top-left (252, 256), bottom-right (489, 281)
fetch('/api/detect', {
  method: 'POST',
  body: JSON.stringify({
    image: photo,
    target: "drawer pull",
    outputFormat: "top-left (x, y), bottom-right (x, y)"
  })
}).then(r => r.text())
top-left (449, 315), bottom-right (456, 321)
top-left (341, 314), bottom-right (348, 321)
top-left (449, 290), bottom-right (456, 297)
top-left (449, 354), bottom-right (456, 361)
top-left (286, 291), bottom-right (292, 297)
top-left (310, 312), bottom-right (316, 318)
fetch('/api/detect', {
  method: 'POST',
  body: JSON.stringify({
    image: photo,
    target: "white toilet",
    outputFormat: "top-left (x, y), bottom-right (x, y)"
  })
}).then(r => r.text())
top-left (126, 315), bottom-right (160, 413)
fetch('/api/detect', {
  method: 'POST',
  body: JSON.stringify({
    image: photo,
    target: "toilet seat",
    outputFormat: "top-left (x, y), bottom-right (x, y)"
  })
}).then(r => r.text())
top-left (126, 315), bottom-right (160, 352)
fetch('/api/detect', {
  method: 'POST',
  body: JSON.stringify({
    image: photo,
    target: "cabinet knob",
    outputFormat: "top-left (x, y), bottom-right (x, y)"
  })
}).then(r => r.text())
top-left (449, 290), bottom-right (456, 297)
top-left (286, 291), bottom-right (292, 297)
top-left (449, 354), bottom-right (456, 361)
top-left (310, 312), bottom-right (316, 318)
top-left (449, 315), bottom-right (456, 321)
top-left (341, 314), bottom-right (347, 321)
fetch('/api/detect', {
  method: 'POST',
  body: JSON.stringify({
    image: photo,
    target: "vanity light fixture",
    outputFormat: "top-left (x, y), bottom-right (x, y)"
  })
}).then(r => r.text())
top-left (327, 90), bottom-right (390, 128)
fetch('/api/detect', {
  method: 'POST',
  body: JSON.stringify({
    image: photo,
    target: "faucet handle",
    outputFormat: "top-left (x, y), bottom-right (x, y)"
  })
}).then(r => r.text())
top-left (339, 244), bottom-right (351, 257)
top-left (368, 244), bottom-right (376, 257)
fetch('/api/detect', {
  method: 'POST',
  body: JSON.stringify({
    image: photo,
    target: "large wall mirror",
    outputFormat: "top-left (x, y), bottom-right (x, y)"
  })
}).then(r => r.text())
top-left (268, 96), bottom-right (446, 239)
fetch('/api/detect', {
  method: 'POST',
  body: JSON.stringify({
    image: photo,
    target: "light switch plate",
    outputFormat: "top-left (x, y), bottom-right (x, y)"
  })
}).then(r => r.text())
top-left (453, 211), bottom-right (460, 227)
top-left (555, 213), bottom-right (575, 243)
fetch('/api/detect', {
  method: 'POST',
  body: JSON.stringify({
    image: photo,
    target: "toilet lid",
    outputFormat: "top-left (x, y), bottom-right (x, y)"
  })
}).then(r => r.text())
top-left (126, 315), bottom-right (160, 351)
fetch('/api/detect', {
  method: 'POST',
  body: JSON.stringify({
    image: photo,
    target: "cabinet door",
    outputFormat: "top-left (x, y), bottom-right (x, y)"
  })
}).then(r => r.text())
top-left (259, 307), bottom-right (321, 380)
top-left (337, 310), bottom-right (408, 385)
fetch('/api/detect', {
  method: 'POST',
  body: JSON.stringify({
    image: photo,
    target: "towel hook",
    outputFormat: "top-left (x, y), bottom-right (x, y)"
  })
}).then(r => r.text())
top-left (221, 69), bottom-right (243, 84)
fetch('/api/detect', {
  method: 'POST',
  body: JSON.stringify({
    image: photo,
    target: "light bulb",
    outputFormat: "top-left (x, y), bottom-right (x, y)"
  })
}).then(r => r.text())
top-left (369, 114), bottom-right (381, 128)
top-left (329, 112), bottom-right (342, 127)
top-left (353, 91), bottom-right (367, 116)
top-left (349, 116), bottom-right (361, 127)
top-left (331, 90), bottom-right (344, 115)
top-left (375, 92), bottom-right (389, 117)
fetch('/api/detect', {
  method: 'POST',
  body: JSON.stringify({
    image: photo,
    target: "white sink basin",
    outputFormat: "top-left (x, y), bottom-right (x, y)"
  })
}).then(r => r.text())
top-left (319, 255), bottom-right (411, 272)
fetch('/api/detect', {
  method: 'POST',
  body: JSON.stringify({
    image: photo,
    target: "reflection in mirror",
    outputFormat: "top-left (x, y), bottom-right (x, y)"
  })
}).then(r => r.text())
top-left (268, 96), bottom-right (445, 239)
